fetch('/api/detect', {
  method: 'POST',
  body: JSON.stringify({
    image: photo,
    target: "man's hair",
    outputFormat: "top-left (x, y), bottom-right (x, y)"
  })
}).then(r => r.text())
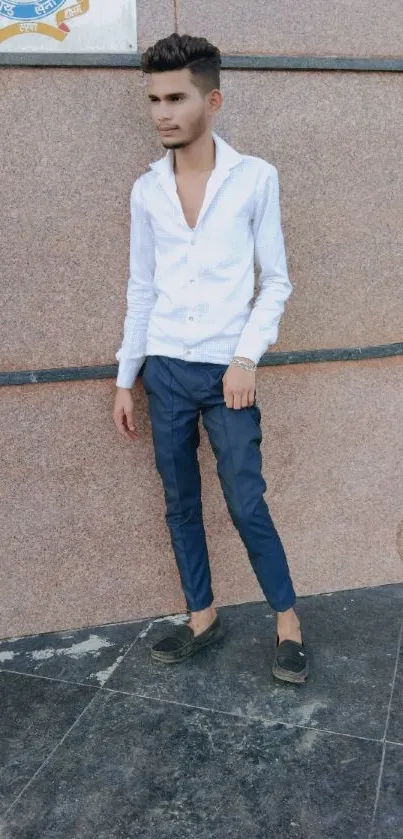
top-left (141, 33), bottom-right (221, 94)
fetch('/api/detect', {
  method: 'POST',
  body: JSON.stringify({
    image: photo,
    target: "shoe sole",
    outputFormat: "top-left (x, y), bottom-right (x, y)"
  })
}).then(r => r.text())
top-left (272, 662), bottom-right (309, 684)
top-left (150, 628), bottom-right (226, 664)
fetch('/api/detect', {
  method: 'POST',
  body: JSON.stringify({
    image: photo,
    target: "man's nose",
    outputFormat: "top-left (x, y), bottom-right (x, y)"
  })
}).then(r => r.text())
top-left (157, 102), bottom-right (172, 120)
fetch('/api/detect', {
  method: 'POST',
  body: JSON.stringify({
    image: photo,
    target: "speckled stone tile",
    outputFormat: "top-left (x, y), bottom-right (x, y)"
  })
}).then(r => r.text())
top-left (136, 0), bottom-right (176, 51)
top-left (107, 585), bottom-right (403, 740)
top-left (0, 68), bottom-right (161, 374)
top-left (0, 670), bottom-right (96, 816)
top-left (213, 72), bottom-right (403, 353)
top-left (0, 619), bottom-right (147, 687)
top-left (0, 689), bottom-right (382, 839)
top-left (1, 360), bottom-right (403, 639)
top-left (371, 743), bottom-right (403, 838)
top-left (178, 0), bottom-right (403, 56)
top-left (385, 633), bottom-right (403, 745)
top-left (2, 71), bottom-right (403, 371)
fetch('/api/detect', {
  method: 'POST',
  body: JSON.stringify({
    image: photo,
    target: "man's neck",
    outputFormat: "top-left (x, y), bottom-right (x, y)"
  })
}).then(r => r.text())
top-left (173, 131), bottom-right (216, 176)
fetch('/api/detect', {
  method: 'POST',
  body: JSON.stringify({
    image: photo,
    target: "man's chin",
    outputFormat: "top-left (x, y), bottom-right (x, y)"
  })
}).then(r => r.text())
top-left (161, 138), bottom-right (187, 149)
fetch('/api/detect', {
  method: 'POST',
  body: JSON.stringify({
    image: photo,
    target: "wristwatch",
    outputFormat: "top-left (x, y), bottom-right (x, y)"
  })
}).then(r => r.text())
top-left (230, 357), bottom-right (257, 372)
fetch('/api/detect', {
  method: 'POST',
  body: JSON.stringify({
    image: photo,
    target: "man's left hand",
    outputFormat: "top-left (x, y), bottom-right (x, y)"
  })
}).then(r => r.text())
top-left (223, 364), bottom-right (256, 409)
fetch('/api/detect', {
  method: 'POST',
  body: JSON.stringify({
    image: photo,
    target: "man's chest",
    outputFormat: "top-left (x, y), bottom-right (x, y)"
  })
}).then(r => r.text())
top-left (146, 177), bottom-right (255, 244)
top-left (174, 172), bottom-right (212, 230)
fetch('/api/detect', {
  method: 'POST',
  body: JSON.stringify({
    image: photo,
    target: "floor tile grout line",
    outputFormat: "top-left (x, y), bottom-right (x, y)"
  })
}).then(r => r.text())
top-left (100, 684), bottom-right (383, 745)
top-left (95, 623), bottom-right (152, 685)
top-left (0, 615), bottom-right (151, 646)
top-left (385, 739), bottom-right (403, 747)
top-left (368, 620), bottom-right (403, 839)
top-left (368, 746), bottom-right (387, 839)
top-left (1, 583), bottom-right (401, 649)
top-left (0, 667), bottom-right (101, 691)
top-left (1, 663), bottom-right (383, 746)
top-left (0, 623), bottom-right (154, 690)
top-left (2, 683), bottom-right (103, 818)
top-left (381, 619), bottom-right (403, 742)
top-left (2, 607), bottom-right (398, 818)
top-left (2, 626), bottom-right (150, 818)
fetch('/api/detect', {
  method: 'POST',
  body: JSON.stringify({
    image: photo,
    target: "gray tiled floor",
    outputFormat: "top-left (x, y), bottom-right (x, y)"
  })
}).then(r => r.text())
top-left (0, 584), bottom-right (402, 838)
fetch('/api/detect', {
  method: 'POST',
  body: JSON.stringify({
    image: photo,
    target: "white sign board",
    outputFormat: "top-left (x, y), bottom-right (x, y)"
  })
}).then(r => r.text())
top-left (0, 0), bottom-right (137, 52)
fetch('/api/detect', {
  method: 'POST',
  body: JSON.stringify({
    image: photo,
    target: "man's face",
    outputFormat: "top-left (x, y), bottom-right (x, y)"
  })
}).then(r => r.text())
top-left (147, 68), bottom-right (218, 149)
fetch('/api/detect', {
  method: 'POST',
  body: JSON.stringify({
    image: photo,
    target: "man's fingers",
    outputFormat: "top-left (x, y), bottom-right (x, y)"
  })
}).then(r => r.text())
top-left (116, 421), bottom-right (137, 441)
top-left (124, 411), bottom-right (138, 439)
top-left (120, 427), bottom-right (137, 441)
top-left (224, 389), bottom-right (256, 410)
top-left (224, 387), bottom-right (232, 409)
top-left (125, 410), bottom-right (135, 432)
top-left (113, 407), bottom-right (138, 441)
top-left (114, 419), bottom-right (132, 441)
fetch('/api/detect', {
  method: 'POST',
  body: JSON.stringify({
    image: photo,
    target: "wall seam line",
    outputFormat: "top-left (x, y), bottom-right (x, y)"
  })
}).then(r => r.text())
top-left (1, 343), bottom-right (403, 386)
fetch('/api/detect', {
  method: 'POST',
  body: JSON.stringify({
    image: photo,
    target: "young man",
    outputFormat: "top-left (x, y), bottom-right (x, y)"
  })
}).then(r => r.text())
top-left (113, 33), bottom-right (309, 684)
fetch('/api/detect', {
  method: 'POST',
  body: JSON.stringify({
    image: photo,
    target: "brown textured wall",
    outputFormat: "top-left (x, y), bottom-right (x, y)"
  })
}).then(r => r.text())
top-left (136, 0), bottom-right (176, 51)
top-left (1, 358), bottom-right (402, 639)
top-left (177, 1), bottom-right (403, 56)
top-left (2, 69), bottom-right (403, 376)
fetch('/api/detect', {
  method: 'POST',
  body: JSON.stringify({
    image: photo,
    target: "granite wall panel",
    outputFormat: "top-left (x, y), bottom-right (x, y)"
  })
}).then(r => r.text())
top-left (177, 0), bottom-right (403, 58)
top-left (1, 69), bottom-right (402, 375)
top-left (1, 357), bottom-right (402, 639)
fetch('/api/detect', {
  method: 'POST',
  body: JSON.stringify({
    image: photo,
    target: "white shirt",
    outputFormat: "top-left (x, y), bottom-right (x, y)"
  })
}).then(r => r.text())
top-left (115, 131), bottom-right (292, 389)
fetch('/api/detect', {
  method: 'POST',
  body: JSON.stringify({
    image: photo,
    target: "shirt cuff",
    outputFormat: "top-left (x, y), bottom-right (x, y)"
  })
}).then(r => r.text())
top-left (115, 356), bottom-right (145, 389)
top-left (233, 336), bottom-right (266, 365)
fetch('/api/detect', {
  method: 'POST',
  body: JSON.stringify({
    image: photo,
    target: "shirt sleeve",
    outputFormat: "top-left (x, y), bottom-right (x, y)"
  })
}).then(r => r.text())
top-left (115, 179), bottom-right (156, 388)
top-left (233, 165), bottom-right (292, 364)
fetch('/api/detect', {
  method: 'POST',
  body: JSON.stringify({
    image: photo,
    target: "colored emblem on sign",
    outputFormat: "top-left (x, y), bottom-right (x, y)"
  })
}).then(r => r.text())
top-left (0, 2), bottom-right (67, 21)
top-left (0, 0), bottom-right (90, 42)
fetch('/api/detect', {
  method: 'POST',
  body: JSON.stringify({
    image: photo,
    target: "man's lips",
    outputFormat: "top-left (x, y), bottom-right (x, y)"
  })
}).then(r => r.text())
top-left (159, 127), bottom-right (178, 135)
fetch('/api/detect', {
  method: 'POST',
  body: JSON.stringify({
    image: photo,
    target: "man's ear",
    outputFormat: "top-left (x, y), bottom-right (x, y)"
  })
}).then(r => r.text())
top-left (208, 89), bottom-right (223, 116)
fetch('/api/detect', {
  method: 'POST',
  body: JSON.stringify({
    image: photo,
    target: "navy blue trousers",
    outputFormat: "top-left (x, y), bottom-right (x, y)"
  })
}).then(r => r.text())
top-left (142, 355), bottom-right (296, 613)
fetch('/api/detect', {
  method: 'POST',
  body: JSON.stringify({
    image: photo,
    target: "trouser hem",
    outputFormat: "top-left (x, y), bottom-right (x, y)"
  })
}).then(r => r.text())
top-left (185, 596), bottom-right (215, 613)
top-left (272, 594), bottom-right (297, 613)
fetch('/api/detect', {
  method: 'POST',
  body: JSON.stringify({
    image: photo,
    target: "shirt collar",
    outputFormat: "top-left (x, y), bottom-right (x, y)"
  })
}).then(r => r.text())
top-left (149, 131), bottom-right (243, 178)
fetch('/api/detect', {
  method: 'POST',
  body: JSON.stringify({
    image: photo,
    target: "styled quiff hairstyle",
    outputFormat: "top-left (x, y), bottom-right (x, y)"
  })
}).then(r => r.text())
top-left (141, 33), bottom-right (221, 94)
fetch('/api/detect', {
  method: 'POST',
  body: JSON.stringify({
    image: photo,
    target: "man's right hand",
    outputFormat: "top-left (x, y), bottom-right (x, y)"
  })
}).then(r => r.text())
top-left (113, 388), bottom-right (138, 441)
